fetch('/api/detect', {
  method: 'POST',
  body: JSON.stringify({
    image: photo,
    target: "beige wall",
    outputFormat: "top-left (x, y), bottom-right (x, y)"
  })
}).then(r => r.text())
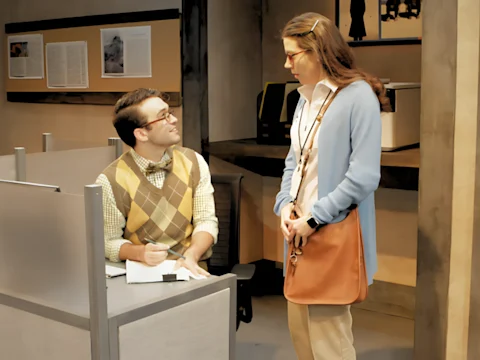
top-left (262, 0), bottom-right (421, 83)
top-left (208, 0), bottom-right (262, 142)
top-left (375, 188), bottom-right (418, 287)
top-left (0, 0), bottom-right (265, 150)
top-left (209, 156), bottom-right (264, 264)
top-left (0, 0), bottom-right (422, 152)
top-left (261, 0), bottom-right (335, 83)
top-left (0, 0), bottom-right (183, 155)
top-left (7, 0), bottom-right (181, 21)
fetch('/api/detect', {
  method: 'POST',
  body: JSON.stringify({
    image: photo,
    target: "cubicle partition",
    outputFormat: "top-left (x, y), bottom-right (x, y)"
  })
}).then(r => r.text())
top-left (0, 137), bottom-right (122, 191)
top-left (25, 146), bottom-right (117, 195)
top-left (0, 182), bottom-right (237, 360)
top-left (0, 182), bottom-right (92, 359)
top-left (0, 154), bottom-right (16, 181)
top-left (42, 133), bottom-right (124, 155)
top-left (42, 132), bottom-right (102, 152)
top-left (0, 147), bottom-right (26, 181)
top-left (20, 138), bottom-right (121, 195)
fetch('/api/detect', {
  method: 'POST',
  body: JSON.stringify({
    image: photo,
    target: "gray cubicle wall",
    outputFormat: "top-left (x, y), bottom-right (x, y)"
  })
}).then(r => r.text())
top-left (0, 181), bottom-right (237, 360)
top-left (0, 154), bottom-right (16, 180)
top-left (0, 137), bottom-right (122, 193)
top-left (0, 181), bottom-right (91, 318)
top-left (0, 147), bottom-right (26, 181)
top-left (26, 145), bottom-right (119, 195)
top-left (42, 132), bottom-right (102, 152)
top-left (43, 133), bottom-right (124, 155)
top-left (0, 181), bottom-right (94, 360)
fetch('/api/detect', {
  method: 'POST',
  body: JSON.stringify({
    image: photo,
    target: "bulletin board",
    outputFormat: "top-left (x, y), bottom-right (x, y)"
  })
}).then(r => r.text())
top-left (4, 9), bottom-right (181, 105)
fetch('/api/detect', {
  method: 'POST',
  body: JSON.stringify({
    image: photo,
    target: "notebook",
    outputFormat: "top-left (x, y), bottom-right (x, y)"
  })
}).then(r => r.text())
top-left (125, 260), bottom-right (207, 284)
top-left (105, 264), bottom-right (127, 278)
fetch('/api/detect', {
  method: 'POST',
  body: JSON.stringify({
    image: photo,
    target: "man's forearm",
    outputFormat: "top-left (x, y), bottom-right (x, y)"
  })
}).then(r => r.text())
top-left (119, 243), bottom-right (145, 262)
top-left (185, 231), bottom-right (214, 262)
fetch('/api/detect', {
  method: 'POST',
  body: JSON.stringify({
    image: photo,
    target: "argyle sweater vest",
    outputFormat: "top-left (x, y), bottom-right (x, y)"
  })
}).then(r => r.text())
top-left (103, 146), bottom-right (202, 257)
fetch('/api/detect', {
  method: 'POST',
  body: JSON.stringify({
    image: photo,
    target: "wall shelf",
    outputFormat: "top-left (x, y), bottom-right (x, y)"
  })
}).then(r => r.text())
top-left (381, 148), bottom-right (420, 168)
top-left (208, 139), bottom-right (420, 169)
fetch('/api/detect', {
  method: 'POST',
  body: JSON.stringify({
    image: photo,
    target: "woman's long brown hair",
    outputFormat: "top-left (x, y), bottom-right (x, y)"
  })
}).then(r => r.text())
top-left (282, 12), bottom-right (391, 112)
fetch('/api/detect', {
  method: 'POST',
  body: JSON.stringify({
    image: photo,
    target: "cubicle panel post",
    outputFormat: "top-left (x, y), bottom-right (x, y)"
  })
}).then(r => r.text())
top-left (84, 184), bottom-right (110, 360)
top-left (108, 137), bottom-right (123, 159)
top-left (229, 276), bottom-right (237, 360)
top-left (14, 147), bottom-right (26, 182)
top-left (43, 133), bottom-right (53, 152)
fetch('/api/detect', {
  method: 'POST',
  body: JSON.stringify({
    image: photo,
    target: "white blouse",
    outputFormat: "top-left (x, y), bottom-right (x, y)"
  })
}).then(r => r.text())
top-left (289, 79), bottom-right (338, 216)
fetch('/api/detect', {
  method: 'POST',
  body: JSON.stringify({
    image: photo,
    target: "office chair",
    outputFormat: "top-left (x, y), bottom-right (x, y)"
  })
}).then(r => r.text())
top-left (208, 173), bottom-right (256, 330)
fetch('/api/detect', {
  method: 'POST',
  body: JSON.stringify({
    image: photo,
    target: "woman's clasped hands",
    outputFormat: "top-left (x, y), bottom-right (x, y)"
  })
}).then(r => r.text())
top-left (280, 202), bottom-right (316, 247)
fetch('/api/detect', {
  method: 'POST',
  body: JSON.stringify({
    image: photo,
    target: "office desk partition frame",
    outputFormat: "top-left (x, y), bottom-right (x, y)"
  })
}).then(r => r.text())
top-left (0, 147), bottom-right (26, 181)
top-left (106, 275), bottom-right (236, 360)
top-left (42, 133), bottom-right (124, 158)
top-left (25, 144), bottom-right (119, 195)
top-left (0, 137), bottom-right (121, 186)
top-left (0, 182), bottom-right (236, 360)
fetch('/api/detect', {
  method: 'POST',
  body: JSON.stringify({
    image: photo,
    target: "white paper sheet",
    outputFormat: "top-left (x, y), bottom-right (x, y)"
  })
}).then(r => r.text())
top-left (46, 41), bottom-right (89, 88)
top-left (126, 260), bottom-right (207, 284)
top-left (8, 34), bottom-right (44, 79)
top-left (100, 25), bottom-right (152, 78)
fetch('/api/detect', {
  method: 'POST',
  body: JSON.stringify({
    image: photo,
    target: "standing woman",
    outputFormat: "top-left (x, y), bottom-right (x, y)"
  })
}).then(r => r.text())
top-left (274, 12), bottom-right (390, 360)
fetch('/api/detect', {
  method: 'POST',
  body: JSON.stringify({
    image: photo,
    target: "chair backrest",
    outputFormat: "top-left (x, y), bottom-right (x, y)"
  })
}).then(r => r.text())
top-left (209, 173), bottom-right (243, 275)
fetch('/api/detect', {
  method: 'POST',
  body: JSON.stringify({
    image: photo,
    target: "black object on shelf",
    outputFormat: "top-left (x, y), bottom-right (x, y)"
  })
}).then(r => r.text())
top-left (257, 82), bottom-right (300, 145)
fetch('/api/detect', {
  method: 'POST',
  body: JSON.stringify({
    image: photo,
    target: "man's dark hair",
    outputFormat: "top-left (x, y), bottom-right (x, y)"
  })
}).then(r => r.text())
top-left (113, 88), bottom-right (168, 148)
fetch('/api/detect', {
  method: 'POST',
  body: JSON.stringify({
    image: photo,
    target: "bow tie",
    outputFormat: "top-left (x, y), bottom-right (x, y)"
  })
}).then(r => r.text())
top-left (145, 158), bottom-right (173, 175)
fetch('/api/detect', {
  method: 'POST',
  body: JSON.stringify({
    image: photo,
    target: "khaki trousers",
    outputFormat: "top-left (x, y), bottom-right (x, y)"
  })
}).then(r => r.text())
top-left (287, 301), bottom-right (356, 360)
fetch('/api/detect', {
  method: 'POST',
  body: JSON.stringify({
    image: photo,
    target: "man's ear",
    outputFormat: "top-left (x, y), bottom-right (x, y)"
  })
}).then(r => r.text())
top-left (133, 127), bottom-right (149, 143)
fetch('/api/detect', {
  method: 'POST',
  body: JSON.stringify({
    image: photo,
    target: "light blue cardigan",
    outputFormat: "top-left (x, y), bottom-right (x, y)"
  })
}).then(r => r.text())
top-left (274, 80), bottom-right (381, 285)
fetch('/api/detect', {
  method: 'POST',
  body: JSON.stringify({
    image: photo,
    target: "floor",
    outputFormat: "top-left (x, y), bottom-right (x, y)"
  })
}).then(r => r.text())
top-left (236, 296), bottom-right (414, 360)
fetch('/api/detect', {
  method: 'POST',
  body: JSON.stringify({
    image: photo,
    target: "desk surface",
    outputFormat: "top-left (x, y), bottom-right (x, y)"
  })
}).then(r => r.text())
top-left (0, 262), bottom-right (235, 331)
top-left (107, 273), bottom-right (233, 321)
top-left (105, 261), bottom-right (235, 322)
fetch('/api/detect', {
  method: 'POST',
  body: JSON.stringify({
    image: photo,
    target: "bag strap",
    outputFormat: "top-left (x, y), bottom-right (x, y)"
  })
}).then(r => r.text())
top-left (292, 89), bottom-right (341, 204)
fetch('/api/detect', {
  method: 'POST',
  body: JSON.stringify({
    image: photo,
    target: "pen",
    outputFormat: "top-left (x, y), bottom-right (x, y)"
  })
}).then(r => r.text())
top-left (145, 238), bottom-right (186, 260)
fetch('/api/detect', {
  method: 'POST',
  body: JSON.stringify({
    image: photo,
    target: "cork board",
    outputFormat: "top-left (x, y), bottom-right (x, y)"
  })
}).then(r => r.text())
top-left (4, 19), bottom-right (181, 93)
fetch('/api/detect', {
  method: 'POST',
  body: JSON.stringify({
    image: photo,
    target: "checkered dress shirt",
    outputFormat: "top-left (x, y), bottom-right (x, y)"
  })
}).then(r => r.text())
top-left (96, 149), bottom-right (218, 262)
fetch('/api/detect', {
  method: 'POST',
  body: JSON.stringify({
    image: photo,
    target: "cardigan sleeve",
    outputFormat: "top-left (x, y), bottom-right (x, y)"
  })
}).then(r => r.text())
top-left (273, 145), bottom-right (297, 216)
top-left (311, 88), bottom-right (382, 224)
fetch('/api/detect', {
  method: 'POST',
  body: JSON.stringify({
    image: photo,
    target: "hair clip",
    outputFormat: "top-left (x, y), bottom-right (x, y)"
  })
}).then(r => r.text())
top-left (295, 19), bottom-right (320, 37)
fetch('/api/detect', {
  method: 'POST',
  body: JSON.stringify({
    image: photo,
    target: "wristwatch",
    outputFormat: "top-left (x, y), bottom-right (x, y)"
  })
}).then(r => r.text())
top-left (306, 216), bottom-right (320, 229)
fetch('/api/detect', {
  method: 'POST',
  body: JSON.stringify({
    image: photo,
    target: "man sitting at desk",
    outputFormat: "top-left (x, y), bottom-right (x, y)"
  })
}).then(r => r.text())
top-left (96, 88), bottom-right (218, 277)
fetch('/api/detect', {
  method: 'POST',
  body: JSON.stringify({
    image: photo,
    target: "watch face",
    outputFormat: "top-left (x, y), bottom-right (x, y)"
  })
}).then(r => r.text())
top-left (307, 217), bottom-right (318, 228)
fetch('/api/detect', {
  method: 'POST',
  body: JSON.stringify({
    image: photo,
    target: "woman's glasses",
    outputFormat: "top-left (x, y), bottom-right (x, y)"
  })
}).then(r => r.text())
top-left (286, 50), bottom-right (309, 62)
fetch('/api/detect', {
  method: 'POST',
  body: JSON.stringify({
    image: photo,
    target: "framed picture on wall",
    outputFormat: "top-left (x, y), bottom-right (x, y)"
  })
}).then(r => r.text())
top-left (336, 0), bottom-right (422, 46)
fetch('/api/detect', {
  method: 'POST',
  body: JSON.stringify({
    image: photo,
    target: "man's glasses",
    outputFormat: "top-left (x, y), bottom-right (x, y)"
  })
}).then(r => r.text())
top-left (140, 110), bottom-right (175, 128)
